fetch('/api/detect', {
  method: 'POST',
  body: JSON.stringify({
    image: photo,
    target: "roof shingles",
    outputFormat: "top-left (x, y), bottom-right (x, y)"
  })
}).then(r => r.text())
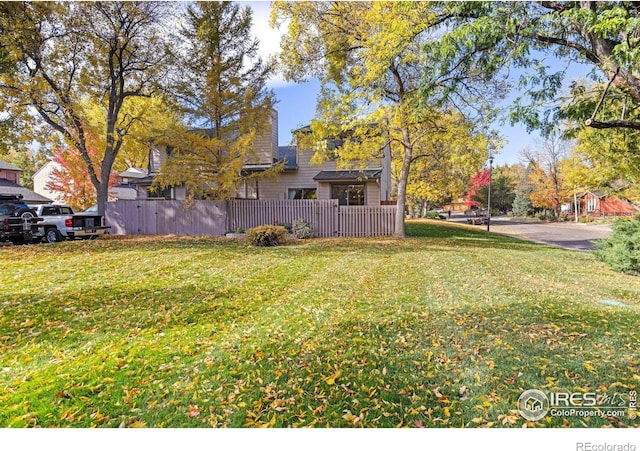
top-left (313, 169), bottom-right (382, 182)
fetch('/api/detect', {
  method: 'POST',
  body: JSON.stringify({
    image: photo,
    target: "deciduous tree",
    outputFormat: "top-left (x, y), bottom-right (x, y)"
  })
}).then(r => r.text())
top-left (521, 135), bottom-right (571, 220)
top-left (272, 1), bottom-right (499, 237)
top-left (47, 140), bottom-right (118, 211)
top-left (0, 2), bottom-right (172, 215)
top-left (425, 2), bottom-right (640, 132)
top-left (154, 1), bottom-right (277, 200)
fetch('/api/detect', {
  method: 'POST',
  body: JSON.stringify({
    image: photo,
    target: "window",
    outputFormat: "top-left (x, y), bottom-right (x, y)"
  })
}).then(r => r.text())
top-left (0, 203), bottom-right (18, 215)
top-left (147, 186), bottom-right (172, 199)
top-left (288, 188), bottom-right (317, 200)
top-left (587, 198), bottom-right (597, 213)
top-left (331, 184), bottom-right (366, 206)
top-left (237, 180), bottom-right (258, 199)
top-left (4, 172), bottom-right (17, 183)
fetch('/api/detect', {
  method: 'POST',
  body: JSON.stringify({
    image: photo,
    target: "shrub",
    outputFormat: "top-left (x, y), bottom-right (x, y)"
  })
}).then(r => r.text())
top-left (425, 210), bottom-right (443, 220)
top-left (273, 221), bottom-right (292, 233)
top-left (246, 225), bottom-right (287, 247)
top-left (292, 218), bottom-right (314, 239)
top-left (596, 217), bottom-right (640, 276)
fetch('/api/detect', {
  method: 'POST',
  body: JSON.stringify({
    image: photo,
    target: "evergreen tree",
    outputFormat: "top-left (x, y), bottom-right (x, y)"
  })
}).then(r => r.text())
top-left (155, 1), bottom-right (277, 199)
top-left (512, 192), bottom-right (533, 217)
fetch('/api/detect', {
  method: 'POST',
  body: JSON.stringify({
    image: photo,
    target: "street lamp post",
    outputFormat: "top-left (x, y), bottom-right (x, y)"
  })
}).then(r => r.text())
top-left (487, 155), bottom-right (494, 232)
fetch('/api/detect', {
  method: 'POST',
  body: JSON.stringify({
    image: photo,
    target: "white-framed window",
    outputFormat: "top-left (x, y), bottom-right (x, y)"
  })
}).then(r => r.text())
top-left (587, 198), bottom-right (597, 213)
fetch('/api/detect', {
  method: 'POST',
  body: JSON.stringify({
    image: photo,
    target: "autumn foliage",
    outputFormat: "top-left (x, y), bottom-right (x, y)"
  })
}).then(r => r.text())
top-left (46, 143), bottom-right (118, 211)
top-left (463, 169), bottom-right (490, 208)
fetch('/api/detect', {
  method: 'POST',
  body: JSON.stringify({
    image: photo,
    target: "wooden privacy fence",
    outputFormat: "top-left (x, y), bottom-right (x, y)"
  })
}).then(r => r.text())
top-left (228, 199), bottom-right (337, 237)
top-left (106, 200), bottom-right (228, 236)
top-left (106, 199), bottom-right (396, 237)
top-left (338, 206), bottom-right (396, 237)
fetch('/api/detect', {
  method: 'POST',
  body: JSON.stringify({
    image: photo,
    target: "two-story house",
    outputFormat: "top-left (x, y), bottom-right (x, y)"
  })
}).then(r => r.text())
top-left (133, 110), bottom-right (393, 206)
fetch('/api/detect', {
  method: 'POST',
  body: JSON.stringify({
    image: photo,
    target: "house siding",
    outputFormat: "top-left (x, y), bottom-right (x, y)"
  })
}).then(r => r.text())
top-left (247, 109), bottom-right (279, 165)
top-left (256, 148), bottom-right (338, 200)
top-left (32, 160), bottom-right (65, 203)
top-left (253, 148), bottom-right (384, 206)
top-left (149, 146), bottom-right (166, 174)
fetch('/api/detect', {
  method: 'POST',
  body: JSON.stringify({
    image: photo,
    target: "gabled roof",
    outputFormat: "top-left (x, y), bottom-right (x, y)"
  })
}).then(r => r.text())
top-left (118, 167), bottom-right (148, 179)
top-left (0, 160), bottom-right (22, 172)
top-left (0, 179), bottom-right (52, 203)
top-left (313, 169), bottom-right (382, 182)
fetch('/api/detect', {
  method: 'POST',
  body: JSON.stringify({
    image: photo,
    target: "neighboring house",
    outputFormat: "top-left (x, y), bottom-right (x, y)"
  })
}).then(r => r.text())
top-left (563, 190), bottom-right (640, 217)
top-left (110, 167), bottom-right (148, 200)
top-left (132, 110), bottom-right (392, 206)
top-left (442, 198), bottom-right (468, 213)
top-left (33, 159), bottom-right (147, 202)
top-left (0, 160), bottom-right (52, 204)
top-left (32, 160), bottom-right (65, 203)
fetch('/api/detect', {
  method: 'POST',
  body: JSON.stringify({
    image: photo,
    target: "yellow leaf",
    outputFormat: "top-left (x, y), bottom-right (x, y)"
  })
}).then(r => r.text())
top-left (325, 369), bottom-right (342, 385)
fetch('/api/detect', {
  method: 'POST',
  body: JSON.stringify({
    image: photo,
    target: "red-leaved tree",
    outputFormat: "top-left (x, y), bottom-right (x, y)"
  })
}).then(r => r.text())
top-left (464, 169), bottom-right (490, 208)
top-left (46, 142), bottom-right (118, 211)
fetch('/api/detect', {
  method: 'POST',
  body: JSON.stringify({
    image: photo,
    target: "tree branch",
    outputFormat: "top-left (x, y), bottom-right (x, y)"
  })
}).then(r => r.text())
top-left (589, 66), bottom-right (619, 122)
top-left (584, 118), bottom-right (640, 131)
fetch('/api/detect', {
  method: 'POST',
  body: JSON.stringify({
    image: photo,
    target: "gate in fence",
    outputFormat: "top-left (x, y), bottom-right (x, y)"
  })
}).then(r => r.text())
top-left (106, 199), bottom-right (396, 237)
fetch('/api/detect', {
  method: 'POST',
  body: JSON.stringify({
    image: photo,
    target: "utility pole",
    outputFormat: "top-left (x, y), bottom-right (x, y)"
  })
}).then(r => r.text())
top-left (487, 155), bottom-right (494, 232)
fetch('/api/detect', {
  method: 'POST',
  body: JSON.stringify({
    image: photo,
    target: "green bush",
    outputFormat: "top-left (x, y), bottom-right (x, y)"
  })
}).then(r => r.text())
top-left (274, 221), bottom-right (292, 233)
top-left (596, 217), bottom-right (640, 276)
top-left (425, 210), bottom-right (443, 220)
top-left (292, 218), bottom-right (314, 239)
top-left (246, 225), bottom-right (288, 247)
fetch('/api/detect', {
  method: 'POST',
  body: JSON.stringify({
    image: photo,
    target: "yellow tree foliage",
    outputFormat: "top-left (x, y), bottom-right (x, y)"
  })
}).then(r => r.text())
top-left (80, 96), bottom-right (181, 172)
top-left (152, 127), bottom-right (281, 201)
top-left (272, 2), bottom-right (499, 236)
top-left (521, 136), bottom-right (571, 219)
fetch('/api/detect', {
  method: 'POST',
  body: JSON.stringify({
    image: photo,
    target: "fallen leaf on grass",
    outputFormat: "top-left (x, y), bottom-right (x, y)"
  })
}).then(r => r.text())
top-left (187, 405), bottom-right (200, 417)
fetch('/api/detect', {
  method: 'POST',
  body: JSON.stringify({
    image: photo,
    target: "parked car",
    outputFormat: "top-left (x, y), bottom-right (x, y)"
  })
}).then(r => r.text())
top-left (0, 194), bottom-right (42, 244)
top-left (30, 204), bottom-right (110, 243)
top-left (464, 208), bottom-right (488, 225)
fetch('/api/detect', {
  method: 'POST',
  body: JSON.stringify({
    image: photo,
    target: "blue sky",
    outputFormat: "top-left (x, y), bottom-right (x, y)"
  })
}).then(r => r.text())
top-left (248, 1), bottom-right (595, 166)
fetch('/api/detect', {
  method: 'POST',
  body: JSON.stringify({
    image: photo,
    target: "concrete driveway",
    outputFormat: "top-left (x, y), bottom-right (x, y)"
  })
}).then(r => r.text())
top-left (450, 215), bottom-right (613, 251)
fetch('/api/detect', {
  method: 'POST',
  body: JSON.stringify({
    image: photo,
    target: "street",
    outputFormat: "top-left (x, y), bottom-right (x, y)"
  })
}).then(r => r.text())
top-left (449, 215), bottom-right (613, 251)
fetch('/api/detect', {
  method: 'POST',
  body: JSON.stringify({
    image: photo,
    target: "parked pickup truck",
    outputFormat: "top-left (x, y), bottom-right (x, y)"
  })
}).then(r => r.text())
top-left (0, 194), bottom-right (43, 244)
top-left (31, 204), bottom-right (110, 243)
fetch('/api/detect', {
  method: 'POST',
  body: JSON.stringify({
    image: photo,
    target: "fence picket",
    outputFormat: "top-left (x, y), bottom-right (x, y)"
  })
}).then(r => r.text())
top-left (106, 199), bottom-right (396, 237)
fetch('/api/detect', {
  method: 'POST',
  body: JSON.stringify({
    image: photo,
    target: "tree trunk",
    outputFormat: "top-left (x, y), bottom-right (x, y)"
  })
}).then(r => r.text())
top-left (394, 141), bottom-right (412, 238)
top-left (96, 177), bottom-right (110, 217)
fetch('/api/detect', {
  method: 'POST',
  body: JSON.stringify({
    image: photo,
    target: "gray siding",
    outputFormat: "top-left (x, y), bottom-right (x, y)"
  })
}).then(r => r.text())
top-left (256, 148), bottom-right (383, 206)
top-left (257, 148), bottom-right (337, 200)
top-left (247, 109), bottom-right (279, 165)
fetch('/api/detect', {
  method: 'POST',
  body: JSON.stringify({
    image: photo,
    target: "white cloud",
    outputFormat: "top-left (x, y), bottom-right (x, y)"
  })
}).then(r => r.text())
top-left (246, 1), bottom-right (293, 88)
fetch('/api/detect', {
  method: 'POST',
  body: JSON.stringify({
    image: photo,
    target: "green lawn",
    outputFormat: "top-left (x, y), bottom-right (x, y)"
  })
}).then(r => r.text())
top-left (1, 220), bottom-right (639, 428)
